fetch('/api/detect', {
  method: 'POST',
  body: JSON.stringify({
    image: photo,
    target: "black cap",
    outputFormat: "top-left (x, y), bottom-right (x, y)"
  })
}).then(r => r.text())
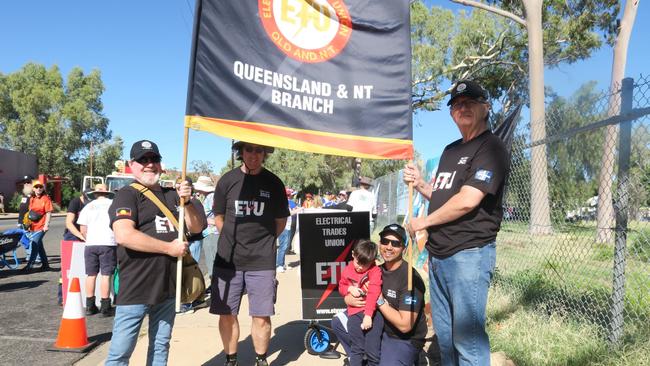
top-left (378, 224), bottom-right (408, 246)
top-left (232, 140), bottom-right (274, 154)
top-left (130, 140), bottom-right (161, 160)
top-left (447, 79), bottom-right (488, 106)
top-left (19, 175), bottom-right (34, 183)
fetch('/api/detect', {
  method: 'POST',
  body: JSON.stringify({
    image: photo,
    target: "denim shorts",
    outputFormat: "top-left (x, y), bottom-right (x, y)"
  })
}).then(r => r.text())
top-left (209, 268), bottom-right (277, 316)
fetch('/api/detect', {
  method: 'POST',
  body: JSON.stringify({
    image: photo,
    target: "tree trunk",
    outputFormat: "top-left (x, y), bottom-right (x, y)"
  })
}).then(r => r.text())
top-left (596, 0), bottom-right (639, 244)
top-left (524, 0), bottom-right (553, 235)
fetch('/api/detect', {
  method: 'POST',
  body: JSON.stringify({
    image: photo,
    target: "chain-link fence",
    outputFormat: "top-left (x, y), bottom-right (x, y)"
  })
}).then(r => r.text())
top-left (374, 75), bottom-right (650, 346)
top-left (500, 76), bottom-right (650, 345)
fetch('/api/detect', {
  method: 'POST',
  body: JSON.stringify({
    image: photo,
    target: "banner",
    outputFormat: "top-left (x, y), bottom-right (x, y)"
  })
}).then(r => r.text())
top-left (299, 211), bottom-right (369, 319)
top-left (185, 0), bottom-right (413, 159)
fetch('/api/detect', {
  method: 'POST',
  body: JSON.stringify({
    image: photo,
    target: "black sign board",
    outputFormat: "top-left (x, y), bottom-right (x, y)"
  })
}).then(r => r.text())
top-left (299, 211), bottom-right (369, 319)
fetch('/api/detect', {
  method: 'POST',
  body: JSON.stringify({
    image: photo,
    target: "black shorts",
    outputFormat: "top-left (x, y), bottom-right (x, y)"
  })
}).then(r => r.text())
top-left (84, 245), bottom-right (117, 276)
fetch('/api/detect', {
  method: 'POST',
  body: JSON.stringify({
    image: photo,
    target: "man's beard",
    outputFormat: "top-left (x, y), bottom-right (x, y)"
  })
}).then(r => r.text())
top-left (140, 172), bottom-right (161, 186)
top-left (23, 187), bottom-right (33, 196)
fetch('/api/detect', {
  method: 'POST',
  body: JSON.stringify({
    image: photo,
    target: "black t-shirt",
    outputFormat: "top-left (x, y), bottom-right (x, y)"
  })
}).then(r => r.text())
top-left (63, 196), bottom-right (86, 241)
top-left (426, 130), bottom-right (510, 258)
top-left (381, 261), bottom-right (428, 349)
top-left (214, 167), bottom-right (289, 271)
top-left (18, 194), bottom-right (30, 225)
top-left (109, 185), bottom-right (182, 305)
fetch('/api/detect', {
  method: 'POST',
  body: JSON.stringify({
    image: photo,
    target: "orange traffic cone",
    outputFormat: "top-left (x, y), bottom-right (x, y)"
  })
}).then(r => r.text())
top-left (48, 277), bottom-right (97, 353)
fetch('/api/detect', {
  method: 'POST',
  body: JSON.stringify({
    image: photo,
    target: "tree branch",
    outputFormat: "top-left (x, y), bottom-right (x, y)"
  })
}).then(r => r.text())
top-left (450, 0), bottom-right (526, 26)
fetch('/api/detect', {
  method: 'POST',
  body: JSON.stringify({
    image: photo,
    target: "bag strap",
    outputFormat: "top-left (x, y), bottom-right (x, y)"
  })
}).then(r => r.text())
top-left (130, 183), bottom-right (180, 231)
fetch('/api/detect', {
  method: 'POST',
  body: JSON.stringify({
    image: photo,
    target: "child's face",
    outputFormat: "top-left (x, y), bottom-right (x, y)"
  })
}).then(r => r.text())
top-left (352, 254), bottom-right (371, 273)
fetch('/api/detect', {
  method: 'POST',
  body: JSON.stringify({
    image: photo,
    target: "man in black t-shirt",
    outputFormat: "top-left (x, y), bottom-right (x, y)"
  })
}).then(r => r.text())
top-left (63, 190), bottom-right (90, 242)
top-left (404, 80), bottom-right (509, 366)
top-left (332, 224), bottom-right (427, 365)
top-left (105, 140), bottom-right (206, 365)
top-left (210, 141), bottom-right (289, 366)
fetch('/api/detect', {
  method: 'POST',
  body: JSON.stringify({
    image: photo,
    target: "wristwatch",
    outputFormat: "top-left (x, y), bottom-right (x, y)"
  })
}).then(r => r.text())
top-left (376, 297), bottom-right (385, 307)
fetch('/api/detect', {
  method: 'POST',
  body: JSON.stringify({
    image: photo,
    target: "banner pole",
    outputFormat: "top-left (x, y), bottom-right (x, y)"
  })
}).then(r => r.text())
top-left (407, 180), bottom-right (414, 291)
top-left (176, 127), bottom-right (190, 312)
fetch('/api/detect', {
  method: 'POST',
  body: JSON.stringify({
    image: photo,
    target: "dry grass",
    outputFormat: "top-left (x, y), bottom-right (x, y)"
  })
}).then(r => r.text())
top-left (487, 285), bottom-right (650, 366)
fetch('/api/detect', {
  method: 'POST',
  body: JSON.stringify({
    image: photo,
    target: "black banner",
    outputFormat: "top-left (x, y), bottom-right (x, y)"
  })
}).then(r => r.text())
top-left (185, 0), bottom-right (413, 159)
top-left (299, 211), bottom-right (369, 319)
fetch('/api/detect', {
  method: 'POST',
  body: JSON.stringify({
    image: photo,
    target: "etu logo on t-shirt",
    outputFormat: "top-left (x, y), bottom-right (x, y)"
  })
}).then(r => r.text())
top-left (234, 200), bottom-right (265, 217)
top-left (155, 215), bottom-right (176, 233)
top-left (432, 171), bottom-right (456, 191)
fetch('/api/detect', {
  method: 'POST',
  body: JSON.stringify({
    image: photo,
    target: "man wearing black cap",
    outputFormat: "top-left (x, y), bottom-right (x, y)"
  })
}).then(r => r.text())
top-left (404, 79), bottom-right (510, 366)
top-left (211, 141), bottom-right (289, 366)
top-left (332, 224), bottom-right (428, 365)
top-left (17, 176), bottom-right (35, 261)
top-left (105, 140), bottom-right (206, 365)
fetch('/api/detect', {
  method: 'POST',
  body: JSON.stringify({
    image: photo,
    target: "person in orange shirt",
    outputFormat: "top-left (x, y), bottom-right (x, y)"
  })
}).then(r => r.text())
top-left (302, 193), bottom-right (314, 208)
top-left (22, 179), bottom-right (53, 271)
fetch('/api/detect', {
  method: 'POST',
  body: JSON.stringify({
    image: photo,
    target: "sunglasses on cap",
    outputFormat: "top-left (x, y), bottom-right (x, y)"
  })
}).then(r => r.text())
top-left (244, 146), bottom-right (265, 154)
top-left (135, 155), bottom-right (161, 165)
top-left (380, 237), bottom-right (403, 248)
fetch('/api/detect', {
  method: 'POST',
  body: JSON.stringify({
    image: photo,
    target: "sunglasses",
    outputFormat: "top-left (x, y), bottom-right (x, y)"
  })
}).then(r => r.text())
top-left (34, 186), bottom-right (44, 189)
top-left (380, 237), bottom-right (403, 248)
top-left (244, 146), bottom-right (265, 154)
top-left (135, 155), bottom-right (161, 165)
top-left (450, 99), bottom-right (485, 111)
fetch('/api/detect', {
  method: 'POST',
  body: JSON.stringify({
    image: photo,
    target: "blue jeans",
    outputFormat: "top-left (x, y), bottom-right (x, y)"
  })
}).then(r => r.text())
top-left (24, 231), bottom-right (47, 268)
top-left (203, 233), bottom-right (219, 279)
top-left (378, 334), bottom-right (420, 366)
top-left (332, 311), bottom-right (416, 366)
top-left (428, 242), bottom-right (496, 366)
top-left (105, 298), bottom-right (176, 366)
top-left (276, 229), bottom-right (290, 268)
top-left (189, 239), bottom-right (202, 263)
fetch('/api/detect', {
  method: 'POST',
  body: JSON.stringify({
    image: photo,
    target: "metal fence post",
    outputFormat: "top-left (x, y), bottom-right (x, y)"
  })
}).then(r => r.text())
top-left (608, 77), bottom-right (634, 345)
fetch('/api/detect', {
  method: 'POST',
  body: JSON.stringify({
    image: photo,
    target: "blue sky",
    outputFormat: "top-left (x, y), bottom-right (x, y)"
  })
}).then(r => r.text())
top-left (1, 1), bottom-right (647, 173)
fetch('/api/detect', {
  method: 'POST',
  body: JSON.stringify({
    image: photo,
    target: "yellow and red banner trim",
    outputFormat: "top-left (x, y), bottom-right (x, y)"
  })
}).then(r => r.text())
top-left (185, 115), bottom-right (413, 160)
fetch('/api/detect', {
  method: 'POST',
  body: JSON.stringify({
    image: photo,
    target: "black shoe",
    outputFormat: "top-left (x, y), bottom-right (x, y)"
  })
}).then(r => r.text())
top-left (100, 298), bottom-right (114, 317)
top-left (20, 266), bottom-right (32, 273)
top-left (255, 358), bottom-right (269, 366)
top-left (287, 250), bottom-right (296, 255)
top-left (319, 347), bottom-right (342, 359)
top-left (86, 303), bottom-right (99, 316)
top-left (224, 360), bottom-right (238, 366)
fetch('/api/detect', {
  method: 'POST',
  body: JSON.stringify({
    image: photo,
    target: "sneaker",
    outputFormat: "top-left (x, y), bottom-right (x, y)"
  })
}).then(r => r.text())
top-left (224, 359), bottom-right (238, 366)
top-left (276, 266), bottom-right (286, 273)
top-left (176, 303), bottom-right (194, 315)
top-left (255, 358), bottom-right (269, 366)
top-left (86, 303), bottom-right (99, 316)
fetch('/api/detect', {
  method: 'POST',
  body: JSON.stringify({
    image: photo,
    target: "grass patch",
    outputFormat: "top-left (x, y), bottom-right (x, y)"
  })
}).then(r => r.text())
top-left (488, 284), bottom-right (650, 366)
top-left (628, 226), bottom-right (650, 263)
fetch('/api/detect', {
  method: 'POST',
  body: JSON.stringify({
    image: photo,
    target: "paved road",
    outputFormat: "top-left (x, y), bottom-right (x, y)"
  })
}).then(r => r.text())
top-left (0, 216), bottom-right (114, 366)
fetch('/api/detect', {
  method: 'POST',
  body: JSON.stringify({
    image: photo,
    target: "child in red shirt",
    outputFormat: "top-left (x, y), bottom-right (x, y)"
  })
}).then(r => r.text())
top-left (338, 240), bottom-right (383, 366)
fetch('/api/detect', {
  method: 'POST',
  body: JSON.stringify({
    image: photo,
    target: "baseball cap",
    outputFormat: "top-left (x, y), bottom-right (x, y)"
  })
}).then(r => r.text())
top-left (378, 224), bottom-right (408, 246)
top-left (32, 179), bottom-right (44, 187)
top-left (18, 175), bottom-right (34, 184)
top-left (130, 140), bottom-right (162, 160)
top-left (447, 79), bottom-right (488, 106)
